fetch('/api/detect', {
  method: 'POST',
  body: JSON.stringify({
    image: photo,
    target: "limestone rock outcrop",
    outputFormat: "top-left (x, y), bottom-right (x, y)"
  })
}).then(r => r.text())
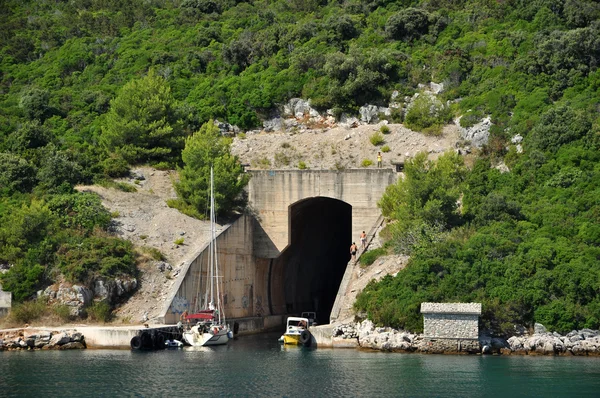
top-left (0, 329), bottom-right (86, 351)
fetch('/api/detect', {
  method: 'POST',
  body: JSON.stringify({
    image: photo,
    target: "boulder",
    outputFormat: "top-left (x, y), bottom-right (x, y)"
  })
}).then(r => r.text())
top-left (49, 332), bottom-right (71, 347)
top-left (534, 323), bottom-right (548, 334)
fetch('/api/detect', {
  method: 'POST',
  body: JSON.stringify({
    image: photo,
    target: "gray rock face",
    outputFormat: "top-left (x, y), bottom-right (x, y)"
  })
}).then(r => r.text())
top-left (457, 116), bottom-right (491, 148)
top-left (43, 284), bottom-right (94, 317)
top-left (283, 98), bottom-right (320, 119)
top-left (534, 323), bottom-right (547, 334)
top-left (92, 277), bottom-right (137, 304)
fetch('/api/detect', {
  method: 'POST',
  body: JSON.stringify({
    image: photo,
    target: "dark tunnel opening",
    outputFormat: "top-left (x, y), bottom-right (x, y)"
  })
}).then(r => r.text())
top-left (277, 197), bottom-right (351, 325)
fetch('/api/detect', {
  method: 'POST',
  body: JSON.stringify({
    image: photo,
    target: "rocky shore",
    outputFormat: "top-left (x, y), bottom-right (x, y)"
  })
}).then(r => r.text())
top-left (334, 320), bottom-right (600, 356)
top-left (0, 329), bottom-right (86, 351)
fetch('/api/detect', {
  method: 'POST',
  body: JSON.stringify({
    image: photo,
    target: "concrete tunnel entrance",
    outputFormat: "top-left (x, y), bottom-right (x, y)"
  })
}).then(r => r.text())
top-left (270, 197), bottom-right (351, 325)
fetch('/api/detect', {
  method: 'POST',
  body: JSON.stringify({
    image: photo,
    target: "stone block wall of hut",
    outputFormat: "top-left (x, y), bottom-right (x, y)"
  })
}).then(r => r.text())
top-left (423, 313), bottom-right (479, 339)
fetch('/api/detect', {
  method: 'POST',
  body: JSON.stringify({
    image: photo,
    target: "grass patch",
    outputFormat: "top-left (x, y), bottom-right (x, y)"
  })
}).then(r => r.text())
top-left (137, 246), bottom-right (165, 261)
top-left (361, 159), bottom-right (374, 167)
top-left (174, 237), bottom-right (185, 245)
top-left (380, 125), bottom-right (391, 134)
top-left (298, 161), bottom-right (308, 169)
top-left (381, 145), bottom-right (391, 153)
top-left (97, 179), bottom-right (137, 192)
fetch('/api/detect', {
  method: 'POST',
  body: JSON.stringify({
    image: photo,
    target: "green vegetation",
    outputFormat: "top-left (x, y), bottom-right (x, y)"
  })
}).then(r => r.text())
top-left (380, 126), bottom-right (391, 135)
top-left (172, 121), bottom-right (249, 218)
top-left (370, 132), bottom-right (385, 146)
top-left (361, 159), bottom-right (374, 167)
top-left (174, 237), bottom-right (185, 246)
top-left (0, 0), bottom-right (599, 332)
top-left (381, 145), bottom-right (391, 153)
top-left (298, 161), bottom-right (308, 170)
top-left (360, 247), bottom-right (387, 267)
top-left (86, 301), bottom-right (112, 323)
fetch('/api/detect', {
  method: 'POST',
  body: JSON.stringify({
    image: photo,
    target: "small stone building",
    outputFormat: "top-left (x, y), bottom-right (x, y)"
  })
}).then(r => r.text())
top-left (0, 286), bottom-right (11, 318)
top-left (420, 302), bottom-right (482, 353)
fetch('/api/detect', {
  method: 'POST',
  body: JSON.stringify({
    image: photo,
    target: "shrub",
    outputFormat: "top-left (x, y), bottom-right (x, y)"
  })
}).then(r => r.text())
top-left (87, 301), bottom-right (112, 323)
top-left (8, 299), bottom-right (47, 324)
top-left (253, 157), bottom-right (271, 169)
top-left (380, 125), bottom-right (391, 134)
top-left (102, 157), bottom-right (129, 178)
top-left (237, 132), bottom-right (246, 139)
top-left (152, 161), bottom-right (172, 171)
top-left (174, 237), bottom-right (185, 245)
top-left (274, 151), bottom-right (291, 167)
top-left (404, 94), bottom-right (452, 135)
top-left (53, 304), bottom-right (72, 323)
top-left (167, 198), bottom-right (204, 219)
top-left (381, 145), bottom-right (391, 153)
top-left (137, 246), bottom-right (165, 261)
top-left (361, 159), bottom-right (374, 167)
top-left (370, 132), bottom-right (384, 146)
top-left (298, 161), bottom-right (308, 169)
top-left (359, 247), bottom-right (387, 267)
top-left (385, 8), bottom-right (431, 41)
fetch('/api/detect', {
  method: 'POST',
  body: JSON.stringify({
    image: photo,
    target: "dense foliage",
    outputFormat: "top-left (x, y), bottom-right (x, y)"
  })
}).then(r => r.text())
top-left (0, 0), bottom-right (599, 331)
top-left (172, 120), bottom-right (249, 218)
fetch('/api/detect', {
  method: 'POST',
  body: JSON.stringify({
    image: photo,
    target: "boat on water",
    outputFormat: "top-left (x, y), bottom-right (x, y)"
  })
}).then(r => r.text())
top-left (279, 316), bottom-right (312, 347)
top-left (182, 167), bottom-right (232, 347)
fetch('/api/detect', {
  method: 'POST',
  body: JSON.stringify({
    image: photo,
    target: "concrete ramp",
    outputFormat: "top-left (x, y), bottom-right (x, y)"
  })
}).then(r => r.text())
top-left (329, 215), bottom-right (384, 324)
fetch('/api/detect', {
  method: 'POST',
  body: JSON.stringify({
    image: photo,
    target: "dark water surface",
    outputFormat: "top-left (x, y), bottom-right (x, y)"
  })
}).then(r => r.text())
top-left (2, 332), bottom-right (600, 397)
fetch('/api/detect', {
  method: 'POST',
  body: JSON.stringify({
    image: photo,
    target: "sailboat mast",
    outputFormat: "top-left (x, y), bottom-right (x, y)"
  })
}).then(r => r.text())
top-left (209, 167), bottom-right (215, 312)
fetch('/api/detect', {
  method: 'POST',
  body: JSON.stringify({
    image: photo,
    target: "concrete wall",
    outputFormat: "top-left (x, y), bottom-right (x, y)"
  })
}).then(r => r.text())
top-left (421, 303), bottom-right (482, 340)
top-left (0, 288), bottom-right (11, 318)
top-left (248, 169), bottom-right (397, 258)
top-left (160, 215), bottom-right (268, 324)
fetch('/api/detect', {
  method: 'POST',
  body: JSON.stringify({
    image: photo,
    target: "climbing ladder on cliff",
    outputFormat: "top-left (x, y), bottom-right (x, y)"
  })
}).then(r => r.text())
top-left (329, 214), bottom-right (384, 324)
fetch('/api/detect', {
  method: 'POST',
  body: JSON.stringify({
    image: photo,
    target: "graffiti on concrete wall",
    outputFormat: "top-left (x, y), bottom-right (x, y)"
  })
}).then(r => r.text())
top-left (170, 295), bottom-right (189, 314)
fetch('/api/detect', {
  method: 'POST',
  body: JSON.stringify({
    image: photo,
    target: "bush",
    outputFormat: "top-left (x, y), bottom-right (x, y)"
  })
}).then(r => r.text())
top-left (53, 304), bottom-right (73, 323)
top-left (102, 157), bottom-right (129, 178)
top-left (370, 132), bottom-right (384, 146)
top-left (381, 145), bottom-right (391, 153)
top-left (385, 8), bottom-right (431, 41)
top-left (174, 237), bottom-right (185, 245)
top-left (380, 125), bottom-right (391, 134)
top-left (86, 301), bottom-right (112, 323)
top-left (298, 161), bottom-right (308, 169)
top-left (359, 247), bottom-right (387, 267)
top-left (361, 159), bottom-right (373, 167)
top-left (8, 299), bottom-right (47, 324)
top-left (137, 246), bottom-right (165, 261)
top-left (404, 94), bottom-right (453, 135)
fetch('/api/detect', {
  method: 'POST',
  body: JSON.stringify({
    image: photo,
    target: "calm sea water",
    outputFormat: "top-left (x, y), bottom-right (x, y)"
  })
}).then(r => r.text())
top-left (1, 332), bottom-right (600, 397)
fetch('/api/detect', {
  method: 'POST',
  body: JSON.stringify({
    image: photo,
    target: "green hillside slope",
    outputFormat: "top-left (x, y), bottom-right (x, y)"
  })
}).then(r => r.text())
top-left (1, 0), bottom-right (599, 331)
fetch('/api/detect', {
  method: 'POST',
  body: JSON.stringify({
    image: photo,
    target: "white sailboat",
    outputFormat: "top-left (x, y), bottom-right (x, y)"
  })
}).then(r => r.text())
top-left (182, 167), bottom-right (232, 347)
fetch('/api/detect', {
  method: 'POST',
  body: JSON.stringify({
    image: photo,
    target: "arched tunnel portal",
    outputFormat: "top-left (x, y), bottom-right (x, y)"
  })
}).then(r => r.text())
top-left (270, 197), bottom-right (351, 325)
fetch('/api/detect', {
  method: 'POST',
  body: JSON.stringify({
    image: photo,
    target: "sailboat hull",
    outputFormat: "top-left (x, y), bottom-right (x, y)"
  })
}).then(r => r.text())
top-left (183, 327), bottom-right (230, 347)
